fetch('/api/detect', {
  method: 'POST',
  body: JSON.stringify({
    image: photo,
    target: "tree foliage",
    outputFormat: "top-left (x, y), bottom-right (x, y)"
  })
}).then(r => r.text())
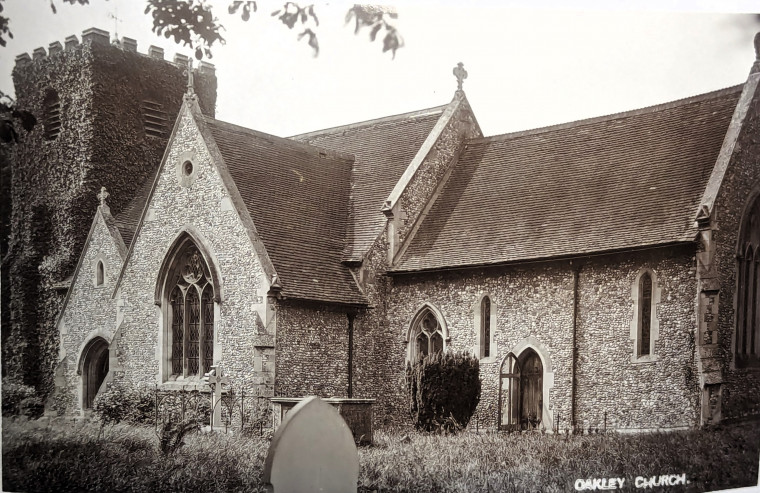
top-left (406, 351), bottom-right (481, 433)
top-left (0, 1), bottom-right (403, 141)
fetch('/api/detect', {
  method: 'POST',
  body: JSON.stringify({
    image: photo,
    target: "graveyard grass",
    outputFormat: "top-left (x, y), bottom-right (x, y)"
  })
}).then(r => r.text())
top-left (3, 417), bottom-right (759, 492)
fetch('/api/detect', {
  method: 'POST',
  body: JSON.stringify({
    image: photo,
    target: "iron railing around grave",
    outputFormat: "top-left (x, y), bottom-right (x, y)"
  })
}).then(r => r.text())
top-left (154, 384), bottom-right (272, 435)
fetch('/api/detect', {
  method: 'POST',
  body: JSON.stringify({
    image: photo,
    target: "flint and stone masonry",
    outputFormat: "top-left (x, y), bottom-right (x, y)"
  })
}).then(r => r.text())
top-left (5, 29), bottom-right (760, 432)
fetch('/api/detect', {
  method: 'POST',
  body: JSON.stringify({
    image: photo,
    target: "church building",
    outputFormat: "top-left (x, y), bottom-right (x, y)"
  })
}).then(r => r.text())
top-left (7, 28), bottom-right (760, 432)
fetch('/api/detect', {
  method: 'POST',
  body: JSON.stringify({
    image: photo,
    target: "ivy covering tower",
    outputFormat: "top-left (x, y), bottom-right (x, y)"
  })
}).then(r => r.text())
top-left (3, 27), bottom-right (217, 399)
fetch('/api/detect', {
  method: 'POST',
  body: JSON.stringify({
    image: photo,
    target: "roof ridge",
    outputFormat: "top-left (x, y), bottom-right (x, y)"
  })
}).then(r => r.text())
top-left (204, 116), bottom-right (356, 163)
top-left (290, 104), bottom-right (448, 140)
top-left (469, 84), bottom-right (745, 144)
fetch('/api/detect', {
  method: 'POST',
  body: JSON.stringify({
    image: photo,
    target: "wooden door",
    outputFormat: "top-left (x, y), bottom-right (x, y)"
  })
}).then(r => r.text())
top-left (83, 339), bottom-right (109, 409)
top-left (519, 350), bottom-right (543, 430)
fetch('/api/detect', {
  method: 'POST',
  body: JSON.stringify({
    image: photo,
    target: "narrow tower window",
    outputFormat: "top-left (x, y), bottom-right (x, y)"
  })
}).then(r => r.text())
top-left (43, 89), bottom-right (61, 140)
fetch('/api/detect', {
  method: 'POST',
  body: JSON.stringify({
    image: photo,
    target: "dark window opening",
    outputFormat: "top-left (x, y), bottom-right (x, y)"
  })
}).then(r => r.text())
top-left (43, 89), bottom-right (61, 140)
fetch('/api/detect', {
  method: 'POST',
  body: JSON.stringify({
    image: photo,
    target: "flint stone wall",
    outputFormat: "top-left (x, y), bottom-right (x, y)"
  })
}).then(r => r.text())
top-left (54, 211), bottom-right (122, 414)
top-left (111, 108), bottom-right (271, 396)
top-left (388, 246), bottom-right (699, 431)
top-left (274, 301), bottom-right (350, 399)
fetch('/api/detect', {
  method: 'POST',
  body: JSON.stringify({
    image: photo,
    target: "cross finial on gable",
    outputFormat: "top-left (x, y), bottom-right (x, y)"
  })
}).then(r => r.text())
top-left (453, 62), bottom-right (468, 92)
top-left (97, 186), bottom-right (110, 208)
top-left (184, 59), bottom-right (195, 96)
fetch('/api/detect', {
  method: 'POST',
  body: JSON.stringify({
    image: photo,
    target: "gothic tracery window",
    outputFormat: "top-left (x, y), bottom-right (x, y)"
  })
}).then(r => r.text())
top-left (737, 194), bottom-right (760, 368)
top-left (167, 244), bottom-right (215, 378)
top-left (409, 308), bottom-right (445, 360)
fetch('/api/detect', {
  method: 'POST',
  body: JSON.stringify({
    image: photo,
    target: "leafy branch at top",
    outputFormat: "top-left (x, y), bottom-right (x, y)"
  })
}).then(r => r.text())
top-left (145, 0), bottom-right (226, 60)
top-left (345, 4), bottom-right (402, 58)
top-left (270, 2), bottom-right (319, 56)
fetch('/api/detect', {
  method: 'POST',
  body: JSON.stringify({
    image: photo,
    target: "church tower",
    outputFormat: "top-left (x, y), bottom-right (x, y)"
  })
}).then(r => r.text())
top-left (3, 27), bottom-right (217, 399)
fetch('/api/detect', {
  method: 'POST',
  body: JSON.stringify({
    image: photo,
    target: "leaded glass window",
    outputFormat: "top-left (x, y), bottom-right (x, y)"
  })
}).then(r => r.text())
top-left (410, 309), bottom-right (445, 360)
top-left (167, 244), bottom-right (215, 378)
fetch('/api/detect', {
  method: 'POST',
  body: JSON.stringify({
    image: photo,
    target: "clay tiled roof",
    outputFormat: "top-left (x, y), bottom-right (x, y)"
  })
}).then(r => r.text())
top-left (205, 118), bottom-right (367, 305)
top-left (114, 172), bottom-right (156, 248)
top-left (393, 86), bottom-right (743, 272)
top-left (292, 106), bottom-right (446, 261)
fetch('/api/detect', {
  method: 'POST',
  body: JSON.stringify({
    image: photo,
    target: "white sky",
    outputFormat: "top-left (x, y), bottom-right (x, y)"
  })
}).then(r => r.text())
top-left (2, 1), bottom-right (760, 137)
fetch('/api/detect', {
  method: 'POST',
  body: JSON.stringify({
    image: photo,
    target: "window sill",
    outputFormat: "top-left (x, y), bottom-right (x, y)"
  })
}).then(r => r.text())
top-left (630, 354), bottom-right (658, 365)
top-left (479, 356), bottom-right (498, 364)
top-left (160, 378), bottom-right (210, 392)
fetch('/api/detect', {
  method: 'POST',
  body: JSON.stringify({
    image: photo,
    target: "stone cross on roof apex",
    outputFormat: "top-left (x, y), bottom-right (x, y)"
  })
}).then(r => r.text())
top-left (184, 59), bottom-right (195, 97)
top-left (453, 62), bottom-right (468, 92)
top-left (97, 187), bottom-right (109, 208)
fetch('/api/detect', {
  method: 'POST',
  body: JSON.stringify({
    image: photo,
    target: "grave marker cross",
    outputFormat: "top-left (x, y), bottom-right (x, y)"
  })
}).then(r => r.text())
top-left (204, 366), bottom-right (230, 428)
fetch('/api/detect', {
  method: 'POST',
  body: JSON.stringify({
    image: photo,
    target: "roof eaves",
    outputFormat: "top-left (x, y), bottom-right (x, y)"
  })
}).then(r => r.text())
top-left (390, 239), bottom-right (699, 275)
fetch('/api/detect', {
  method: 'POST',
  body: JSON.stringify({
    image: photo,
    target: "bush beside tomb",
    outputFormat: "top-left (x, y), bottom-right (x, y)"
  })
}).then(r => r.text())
top-left (406, 351), bottom-right (481, 433)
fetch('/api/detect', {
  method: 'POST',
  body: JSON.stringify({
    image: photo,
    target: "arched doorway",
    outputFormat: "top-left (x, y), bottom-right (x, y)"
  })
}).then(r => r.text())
top-left (519, 349), bottom-right (543, 430)
top-left (499, 348), bottom-right (544, 431)
top-left (81, 338), bottom-right (109, 409)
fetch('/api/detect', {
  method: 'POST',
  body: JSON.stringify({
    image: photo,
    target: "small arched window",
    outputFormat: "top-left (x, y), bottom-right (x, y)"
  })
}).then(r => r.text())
top-left (409, 307), bottom-right (445, 360)
top-left (166, 242), bottom-right (215, 378)
top-left (638, 272), bottom-right (653, 357)
top-left (737, 194), bottom-right (760, 368)
top-left (631, 268), bottom-right (659, 362)
top-left (481, 296), bottom-right (491, 358)
top-left (96, 260), bottom-right (104, 287)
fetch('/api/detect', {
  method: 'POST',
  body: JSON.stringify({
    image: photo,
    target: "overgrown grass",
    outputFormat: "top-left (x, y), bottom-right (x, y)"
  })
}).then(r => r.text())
top-left (3, 417), bottom-right (759, 492)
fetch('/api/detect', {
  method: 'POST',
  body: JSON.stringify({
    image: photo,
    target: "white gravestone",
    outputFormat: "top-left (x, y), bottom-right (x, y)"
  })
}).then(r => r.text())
top-left (263, 396), bottom-right (359, 493)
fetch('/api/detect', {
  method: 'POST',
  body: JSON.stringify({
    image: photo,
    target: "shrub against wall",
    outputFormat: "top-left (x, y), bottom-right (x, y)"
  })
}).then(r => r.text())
top-left (406, 351), bottom-right (481, 433)
top-left (1, 377), bottom-right (42, 418)
top-left (93, 385), bottom-right (155, 425)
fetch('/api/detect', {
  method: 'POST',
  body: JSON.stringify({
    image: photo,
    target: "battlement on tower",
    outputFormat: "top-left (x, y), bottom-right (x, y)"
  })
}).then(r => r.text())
top-left (14, 27), bottom-right (216, 77)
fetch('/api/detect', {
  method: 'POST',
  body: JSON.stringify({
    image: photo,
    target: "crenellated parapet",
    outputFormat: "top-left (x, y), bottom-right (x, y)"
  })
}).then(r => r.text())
top-left (14, 27), bottom-right (216, 77)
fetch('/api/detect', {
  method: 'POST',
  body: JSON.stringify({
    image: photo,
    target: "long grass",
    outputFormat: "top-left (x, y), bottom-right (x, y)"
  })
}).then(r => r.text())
top-left (3, 418), bottom-right (759, 492)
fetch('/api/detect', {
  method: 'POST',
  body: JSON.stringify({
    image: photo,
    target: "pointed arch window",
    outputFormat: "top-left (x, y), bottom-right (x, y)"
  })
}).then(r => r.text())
top-left (166, 243), bottom-right (215, 378)
top-left (638, 272), bottom-right (652, 358)
top-left (95, 260), bottom-right (105, 287)
top-left (737, 194), bottom-right (760, 368)
top-left (409, 307), bottom-right (445, 360)
top-left (631, 268), bottom-right (659, 362)
top-left (481, 296), bottom-right (492, 359)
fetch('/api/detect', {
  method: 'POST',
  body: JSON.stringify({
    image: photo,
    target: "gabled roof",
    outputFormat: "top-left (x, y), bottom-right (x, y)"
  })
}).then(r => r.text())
top-left (393, 85), bottom-right (744, 272)
top-left (204, 117), bottom-right (367, 305)
top-left (114, 171), bottom-right (156, 248)
top-left (292, 106), bottom-right (446, 261)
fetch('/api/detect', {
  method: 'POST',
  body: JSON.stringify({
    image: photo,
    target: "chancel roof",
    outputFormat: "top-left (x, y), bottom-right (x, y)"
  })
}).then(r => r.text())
top-left (393, 85), bottom-right (744, 272)
top-left (292, 107), bottom-right (446, 261)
